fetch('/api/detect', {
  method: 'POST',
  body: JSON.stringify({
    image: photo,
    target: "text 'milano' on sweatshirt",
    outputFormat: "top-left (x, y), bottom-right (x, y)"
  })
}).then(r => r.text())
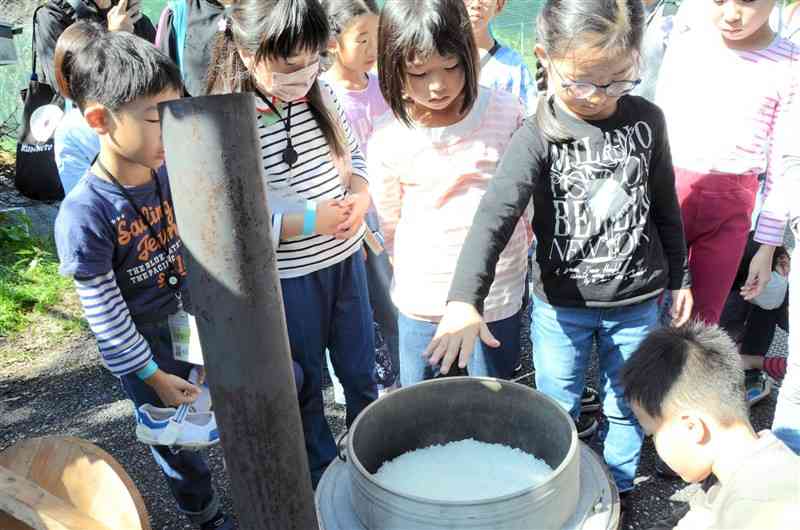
top-left (448, 95), bottom-right (690, 312)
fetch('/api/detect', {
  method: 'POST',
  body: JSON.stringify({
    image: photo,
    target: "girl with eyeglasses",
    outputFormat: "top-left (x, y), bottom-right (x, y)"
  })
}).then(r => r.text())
top-left (425, 0), bottom-right (691, 500)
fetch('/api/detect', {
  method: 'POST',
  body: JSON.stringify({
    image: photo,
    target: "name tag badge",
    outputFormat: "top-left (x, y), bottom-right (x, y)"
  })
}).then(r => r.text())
top-left (168, 310), bottom-right (205, 365)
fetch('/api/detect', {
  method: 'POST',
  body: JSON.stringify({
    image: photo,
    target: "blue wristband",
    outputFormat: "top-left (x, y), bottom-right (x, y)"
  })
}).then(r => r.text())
top-left (136, 359), bottom-right (159, 381)
top-left (302, 200), bottom-right (317, 236)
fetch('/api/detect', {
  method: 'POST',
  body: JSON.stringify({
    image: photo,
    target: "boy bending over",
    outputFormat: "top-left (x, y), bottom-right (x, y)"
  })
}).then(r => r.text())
top-left (621, 322), bottom-right (800, 530)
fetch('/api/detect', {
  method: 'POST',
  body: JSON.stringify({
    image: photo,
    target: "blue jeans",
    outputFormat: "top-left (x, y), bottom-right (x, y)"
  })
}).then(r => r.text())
top-left (120, 320), bottom-right (219, 526)
top-left (773, 240), bottom-right (800, 453)
top-left (531, 296), bottom-right (658, 492)
top-left (281, 252), bottom-right (378, 486)
top-left (398, 309), bottom-right (522, 385)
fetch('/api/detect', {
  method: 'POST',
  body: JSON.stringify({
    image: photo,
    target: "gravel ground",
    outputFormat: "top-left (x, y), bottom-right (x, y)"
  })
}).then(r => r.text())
top-left (0, 300), bottom-right (788, 529)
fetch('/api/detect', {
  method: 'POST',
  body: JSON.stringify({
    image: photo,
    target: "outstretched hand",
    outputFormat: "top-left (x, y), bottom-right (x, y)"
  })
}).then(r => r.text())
top-left (423, 301), bottom-right (498, 375)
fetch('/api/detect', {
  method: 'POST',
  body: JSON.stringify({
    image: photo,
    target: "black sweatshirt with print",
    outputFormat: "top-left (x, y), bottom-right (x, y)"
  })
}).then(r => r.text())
top-left (448, 96), bottom-right (690, 311)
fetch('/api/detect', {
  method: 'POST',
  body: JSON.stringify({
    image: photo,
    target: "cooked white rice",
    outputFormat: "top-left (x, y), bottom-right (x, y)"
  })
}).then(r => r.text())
top-left (373, 438), bottom-right (554, 501)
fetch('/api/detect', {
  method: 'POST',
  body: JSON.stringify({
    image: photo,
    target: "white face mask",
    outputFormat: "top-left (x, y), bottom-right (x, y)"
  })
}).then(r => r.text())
top-left (751, 271), bottom-right (788, 311)
top-left (269, 61), bottom-right (320, 102)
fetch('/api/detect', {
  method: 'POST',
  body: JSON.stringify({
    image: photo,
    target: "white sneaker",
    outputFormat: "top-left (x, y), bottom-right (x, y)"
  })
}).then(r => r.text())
top-left (136, 403), bottom-right (219, 449)
top-left (189, 367), bottom-right (213, 413)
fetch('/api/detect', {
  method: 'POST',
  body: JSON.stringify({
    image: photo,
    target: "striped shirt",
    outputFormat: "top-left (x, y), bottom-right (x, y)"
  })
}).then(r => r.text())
top-left (75, 272), bottom-right (153, 377)
top-left (657, 32), bottom-right (799, 246)
top-left (369, 88), bottom-right (530, 322)
top-left (259, 81), bottom-right (368, 279)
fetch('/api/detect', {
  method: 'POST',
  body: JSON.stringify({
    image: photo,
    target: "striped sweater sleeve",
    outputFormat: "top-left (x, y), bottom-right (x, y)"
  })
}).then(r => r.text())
top-left (75, 271), bottom-right (154, 377)
top-left (755, 44), bottom-right (799, 246)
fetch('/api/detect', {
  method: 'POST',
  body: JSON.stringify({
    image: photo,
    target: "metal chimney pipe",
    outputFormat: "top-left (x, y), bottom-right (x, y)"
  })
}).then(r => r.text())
top-left (160, 93), bottom-right (318, 530)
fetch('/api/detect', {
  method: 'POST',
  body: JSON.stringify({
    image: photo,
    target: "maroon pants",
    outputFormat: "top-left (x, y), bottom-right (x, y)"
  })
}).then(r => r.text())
top-left (676, 168), bottom-right (758, 324)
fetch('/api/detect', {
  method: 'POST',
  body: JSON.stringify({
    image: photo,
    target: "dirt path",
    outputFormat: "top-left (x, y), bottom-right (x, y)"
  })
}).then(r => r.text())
top-left (0, 321), bottom-right (786, 529)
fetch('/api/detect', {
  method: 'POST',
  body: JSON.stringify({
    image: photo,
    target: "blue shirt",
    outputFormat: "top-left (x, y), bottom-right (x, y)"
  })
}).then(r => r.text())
top-left (479, 43), bottom-right (537, 116)
top-left (55, 168), bottom-right (185, 320)
top-left (54, 108), bottom-right (100, 195)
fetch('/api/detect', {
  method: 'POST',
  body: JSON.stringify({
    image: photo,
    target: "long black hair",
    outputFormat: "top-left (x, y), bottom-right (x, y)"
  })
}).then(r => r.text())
top-left (206, 0), bottom-right (347, 160)
top-left (377, 0), bottom-right (479, 127)
top-left (535, 0), bottom-right (644, 142)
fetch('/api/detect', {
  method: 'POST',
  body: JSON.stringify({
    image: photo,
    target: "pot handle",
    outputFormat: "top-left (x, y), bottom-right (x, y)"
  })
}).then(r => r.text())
top-left (336, 430), bottom-right (349, 462)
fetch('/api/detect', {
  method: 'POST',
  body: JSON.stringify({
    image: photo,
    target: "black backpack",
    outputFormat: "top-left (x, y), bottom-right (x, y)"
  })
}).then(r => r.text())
top-left (14, 4), bottom-right (64, 202)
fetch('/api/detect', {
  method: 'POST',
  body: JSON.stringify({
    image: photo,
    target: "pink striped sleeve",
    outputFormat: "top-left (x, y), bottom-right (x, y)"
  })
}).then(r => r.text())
top-left (755, 47), bottom-right (799, 246)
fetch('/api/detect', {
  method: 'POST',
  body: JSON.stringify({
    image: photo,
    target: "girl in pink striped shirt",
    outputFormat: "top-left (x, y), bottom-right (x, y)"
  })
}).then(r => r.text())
top-left (656, 0), bottom-right (799, 324)
top-left (369, 0), bottom-right (530, 385)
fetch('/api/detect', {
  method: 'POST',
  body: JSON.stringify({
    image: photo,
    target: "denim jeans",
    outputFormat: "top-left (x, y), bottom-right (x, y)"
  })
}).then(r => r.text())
top-left (773, 238), bottom-right (800, 454)
top-left (531, 295), bottom-right (658, 492)
top-left (120, 319), bottom-right (219, 526)
top-left (398, 309), bottom-right (522, 386)
top-left (281, 252), bottom-right (378, 486)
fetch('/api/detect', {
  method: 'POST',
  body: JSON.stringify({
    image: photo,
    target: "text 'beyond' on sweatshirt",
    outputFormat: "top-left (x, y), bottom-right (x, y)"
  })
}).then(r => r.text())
top-left (448, 96), bottom-right (690, 311)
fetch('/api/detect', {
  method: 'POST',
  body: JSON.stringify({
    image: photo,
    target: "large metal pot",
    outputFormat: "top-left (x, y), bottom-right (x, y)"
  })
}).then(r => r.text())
top-left (316, 377), bottom-right (620, 530)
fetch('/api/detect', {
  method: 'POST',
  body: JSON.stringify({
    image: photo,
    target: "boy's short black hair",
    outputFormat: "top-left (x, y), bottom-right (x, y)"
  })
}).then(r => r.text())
top-left (621, 321), bottom-right (749, 426)
top-left (377, 0), bottom-right (479, 127)
top-left (66, 21), bottom-right (183, 112)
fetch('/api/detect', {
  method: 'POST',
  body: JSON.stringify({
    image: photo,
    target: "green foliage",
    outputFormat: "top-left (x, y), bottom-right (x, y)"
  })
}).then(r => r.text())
top-left (0, 211), bottom-right (75, 337)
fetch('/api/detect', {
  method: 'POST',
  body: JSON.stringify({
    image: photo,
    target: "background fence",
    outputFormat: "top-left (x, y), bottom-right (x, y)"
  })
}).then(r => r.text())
top-left (0, 0), bottom-right (544, 151)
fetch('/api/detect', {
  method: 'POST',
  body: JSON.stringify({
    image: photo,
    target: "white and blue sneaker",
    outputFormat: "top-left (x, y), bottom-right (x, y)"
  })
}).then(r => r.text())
top-left (136, 403), bottom-right (219, 449)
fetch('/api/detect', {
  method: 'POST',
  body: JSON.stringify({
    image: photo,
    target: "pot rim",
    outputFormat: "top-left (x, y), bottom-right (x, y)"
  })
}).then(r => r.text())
top-left (346, 376), bottom-right (580, 506)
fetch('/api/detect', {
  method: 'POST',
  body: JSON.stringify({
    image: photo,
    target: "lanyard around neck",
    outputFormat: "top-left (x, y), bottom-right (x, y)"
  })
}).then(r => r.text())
top-left (95, 158), bottom-right (182, 291)
top-left (261, 95), bottom-right (299, 166)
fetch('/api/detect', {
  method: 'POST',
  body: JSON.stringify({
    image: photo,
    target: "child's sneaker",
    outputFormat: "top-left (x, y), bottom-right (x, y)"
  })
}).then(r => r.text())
top-left (575, 413), bottom-right (598, 439)
top-left (580, 386), bottom-right (602, 413)
top-left (136, 403), bottom-right (220, 449)
top-left (745, 369), bottom-right (772, 407)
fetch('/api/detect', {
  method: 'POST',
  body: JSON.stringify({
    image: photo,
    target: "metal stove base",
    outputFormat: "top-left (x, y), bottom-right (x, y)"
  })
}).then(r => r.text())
top-left (315, 442), bottom-right (621, 530)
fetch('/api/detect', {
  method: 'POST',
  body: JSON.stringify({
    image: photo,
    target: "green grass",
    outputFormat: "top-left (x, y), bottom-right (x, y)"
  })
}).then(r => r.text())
top-left (0, 212), bottom-right (78, 339)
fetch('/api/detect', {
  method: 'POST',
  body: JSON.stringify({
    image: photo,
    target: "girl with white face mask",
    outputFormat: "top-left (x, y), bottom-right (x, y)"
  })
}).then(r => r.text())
top-left (205, 0), bottom-right (378, 488)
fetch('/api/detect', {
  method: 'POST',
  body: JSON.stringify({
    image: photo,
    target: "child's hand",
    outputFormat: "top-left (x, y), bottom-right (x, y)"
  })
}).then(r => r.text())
top-left (315, 199), bottom-right (350, 236)
top-left (107, 0), bottom-right (135, 33)
top-left (424, 301), bottom-right (499, 374)
top-left (335, 193), bottom-right (371, 239)
top-left (670, 288), bottom-right (693, 327)
top-left (145, 369), bottom-right (201, 407)
top-left (741, 245), bottom-right (777, 301)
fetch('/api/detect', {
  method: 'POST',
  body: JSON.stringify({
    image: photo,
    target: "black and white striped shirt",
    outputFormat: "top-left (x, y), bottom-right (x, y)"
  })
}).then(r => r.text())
top-left (259, 81), bottom-right (369, 279)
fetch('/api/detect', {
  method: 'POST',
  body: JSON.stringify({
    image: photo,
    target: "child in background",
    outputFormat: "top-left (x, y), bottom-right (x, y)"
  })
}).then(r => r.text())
top-left (428, 0), bottom-right (691, 497)
top-left (53, 23), bottom-right (232, 530)
top-left (656, 0), bottom-right (799, 325)
top-left (720, 233), bottom-right (790, 406)
top-left (205, 0), bottom-right (377, 486)
top-left (320, 0), bottom-right (399, 392)
top-left (464, 0), bottom-right (536, 115)
top-left (370, 0), bottom-right (530, 385)
top-left (622, 322), bottom-right (800, 529)
top-left (632, 0), bottom-right (680, 102)
top-left (51, 22), bottom-right (103, 195)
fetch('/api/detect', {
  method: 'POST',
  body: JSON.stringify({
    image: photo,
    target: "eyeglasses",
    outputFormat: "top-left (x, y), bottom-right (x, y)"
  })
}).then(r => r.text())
top-left (548, 57), bottom-right (641, 99)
